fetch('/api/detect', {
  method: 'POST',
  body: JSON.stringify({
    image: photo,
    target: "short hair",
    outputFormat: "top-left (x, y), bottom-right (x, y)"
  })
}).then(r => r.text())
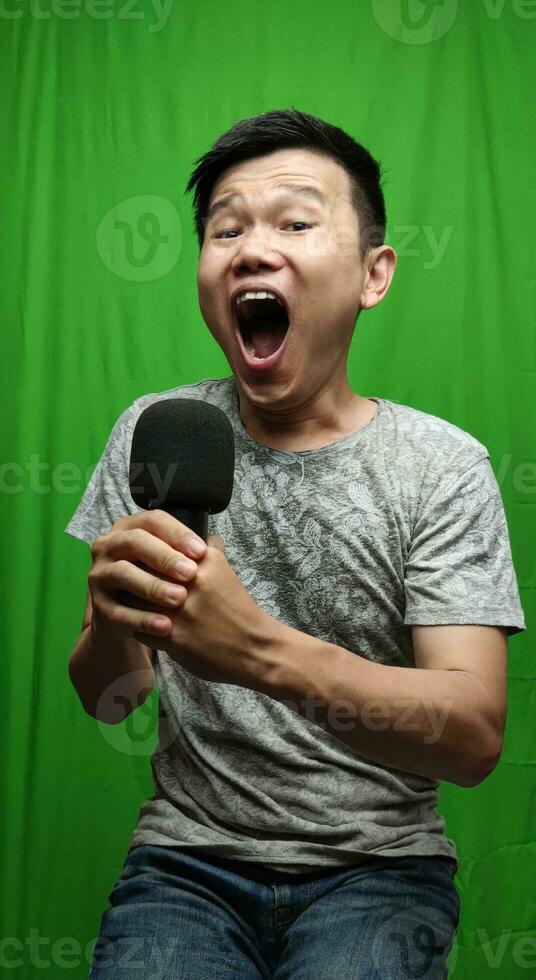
top-left (185, 108), bottom-right (388, 261)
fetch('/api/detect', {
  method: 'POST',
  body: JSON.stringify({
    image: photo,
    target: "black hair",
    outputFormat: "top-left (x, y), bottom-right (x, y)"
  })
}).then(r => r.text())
top-left (184, 108), bottom-right (388, 261)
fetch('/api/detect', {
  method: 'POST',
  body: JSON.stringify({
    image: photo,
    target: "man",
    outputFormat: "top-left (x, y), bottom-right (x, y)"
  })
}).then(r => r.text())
top-left (67, 109), bottom-right (525, 978)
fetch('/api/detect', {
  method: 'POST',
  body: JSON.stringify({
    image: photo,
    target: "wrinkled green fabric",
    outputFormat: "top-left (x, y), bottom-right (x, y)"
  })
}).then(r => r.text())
top-left (1, 5), bottom-right (534, 979)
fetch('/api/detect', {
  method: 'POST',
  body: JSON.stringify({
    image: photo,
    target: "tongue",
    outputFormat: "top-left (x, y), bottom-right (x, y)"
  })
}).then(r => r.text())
top-left (250, 324), bottom-right (287, 358)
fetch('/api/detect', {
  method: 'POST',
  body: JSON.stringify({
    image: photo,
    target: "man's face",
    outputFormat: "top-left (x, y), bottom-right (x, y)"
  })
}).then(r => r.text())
top-left (197, 148), bottom-right (373, 406)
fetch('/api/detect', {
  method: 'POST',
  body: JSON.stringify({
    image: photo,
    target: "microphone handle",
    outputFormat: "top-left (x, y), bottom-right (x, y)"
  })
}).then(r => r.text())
top-left (154, 505), bottom-right (209, 543)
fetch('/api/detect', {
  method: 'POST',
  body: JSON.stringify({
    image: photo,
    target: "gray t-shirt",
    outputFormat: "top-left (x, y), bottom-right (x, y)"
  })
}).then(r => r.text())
top-left (66, 375), bottom-right (526, 875)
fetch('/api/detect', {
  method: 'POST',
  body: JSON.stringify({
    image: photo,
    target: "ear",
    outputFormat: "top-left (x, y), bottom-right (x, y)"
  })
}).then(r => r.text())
top-left (207, 534), bottom-right (225, 552)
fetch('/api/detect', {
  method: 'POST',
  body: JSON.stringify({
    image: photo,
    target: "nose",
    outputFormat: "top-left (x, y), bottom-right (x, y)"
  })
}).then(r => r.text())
top-left (231, 226), bottom-right (284, 275)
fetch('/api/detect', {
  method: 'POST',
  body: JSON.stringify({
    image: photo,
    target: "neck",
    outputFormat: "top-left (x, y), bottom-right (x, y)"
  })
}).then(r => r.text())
top-left (233, 378), bottom-right (376, 452)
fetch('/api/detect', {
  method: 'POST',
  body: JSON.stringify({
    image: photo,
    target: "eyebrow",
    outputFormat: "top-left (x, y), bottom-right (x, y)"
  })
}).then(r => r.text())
top-left (206, 183), bottom-right (326, 222)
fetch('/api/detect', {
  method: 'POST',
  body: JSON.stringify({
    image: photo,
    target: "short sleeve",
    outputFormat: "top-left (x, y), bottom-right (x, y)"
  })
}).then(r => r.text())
top-left (404, 456), bottom-right (526, 638)
top-left (64, 405), bottom-right (143, 546)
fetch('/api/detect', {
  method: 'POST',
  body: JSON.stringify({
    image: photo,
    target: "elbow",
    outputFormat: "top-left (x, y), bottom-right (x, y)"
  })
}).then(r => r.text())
top-left (458, 740), bottom-right (503, 788)
top-left (76, 694), bottom-right (129, 726)
top-left (67, 662), bottom-right (118, 725)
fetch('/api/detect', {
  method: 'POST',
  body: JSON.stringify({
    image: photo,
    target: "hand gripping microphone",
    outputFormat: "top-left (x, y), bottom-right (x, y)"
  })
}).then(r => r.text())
top-left (128, 398), bottom-right (235, 542)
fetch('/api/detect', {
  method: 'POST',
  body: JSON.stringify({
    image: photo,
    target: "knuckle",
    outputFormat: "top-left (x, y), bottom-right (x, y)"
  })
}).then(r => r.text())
top-left (90, 535), bottom-right (106, 559)
top-left (114, 558), bottom-right (130, 576)
top-left (162, 551), bottom-right (179, 575)
top-left (108, 604), bottom-right (124, 625)
top-left (145, 509), bottom-right (165, 530)
top-left (149, 578), bottom-right (163, 602)
top-left (125, 527), bottom-right (143, 548)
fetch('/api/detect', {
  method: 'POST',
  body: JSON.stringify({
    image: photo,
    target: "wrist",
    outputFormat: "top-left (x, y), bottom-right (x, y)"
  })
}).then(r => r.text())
top-left (242, 609), bottom-right (281, 694)
top-left (90, 611), bottom-right (142, 659)
top-left (252, 614), bottom-right (308, 699)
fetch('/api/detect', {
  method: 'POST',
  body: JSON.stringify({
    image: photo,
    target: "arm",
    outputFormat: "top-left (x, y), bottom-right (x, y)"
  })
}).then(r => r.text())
top-left (67, 510), bottom-right (207, 725)
top-left (68, 589), bottom-right (156, 725)
top-left (260, 620), bottom-right (507, 788)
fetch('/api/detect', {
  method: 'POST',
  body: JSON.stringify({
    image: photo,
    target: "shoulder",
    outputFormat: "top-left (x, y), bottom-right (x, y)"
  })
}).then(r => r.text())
top-left (129, 375), bottom-right (234, 416)
top-left (379, 397), bottom-right (489, 479)
top-left (117, 376), bottom-right (235, 432)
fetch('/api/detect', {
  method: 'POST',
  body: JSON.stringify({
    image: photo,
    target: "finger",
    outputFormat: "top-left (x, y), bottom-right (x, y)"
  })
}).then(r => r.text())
top-left (106, 528), bottom-right (199, 583)
top-left (115, 510), bottom-right (207, 561)
top-left (97, 595), bottom-right (173, 636)
top-left (102, 561), bottom-right (188, 608)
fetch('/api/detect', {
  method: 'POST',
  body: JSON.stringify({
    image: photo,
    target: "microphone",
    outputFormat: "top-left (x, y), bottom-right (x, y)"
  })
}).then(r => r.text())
top-left (128, 398), bottom-right (235, 542)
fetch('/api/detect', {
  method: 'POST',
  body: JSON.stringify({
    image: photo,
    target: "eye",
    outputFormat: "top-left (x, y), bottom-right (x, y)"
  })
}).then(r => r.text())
top-left (214, 221), bottom-right (312, 240)
top-left (284, 222), bottom-right (311, 232)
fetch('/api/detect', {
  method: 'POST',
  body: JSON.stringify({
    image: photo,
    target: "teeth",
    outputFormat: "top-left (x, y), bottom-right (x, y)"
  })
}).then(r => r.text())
top-left (235, 290), bottom-right (284, 306)
top-left (234, 289), bottom-right (288, 363)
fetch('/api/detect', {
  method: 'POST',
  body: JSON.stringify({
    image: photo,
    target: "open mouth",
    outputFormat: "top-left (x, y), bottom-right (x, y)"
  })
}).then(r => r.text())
top-left (233, 292), bottom-right (290, 361)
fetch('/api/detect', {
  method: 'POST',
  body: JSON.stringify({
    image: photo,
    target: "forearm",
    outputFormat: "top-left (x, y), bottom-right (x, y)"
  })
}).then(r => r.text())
top-left (261, 621), bottom-right (496, 787)
top-left (68, 624), bottom-right (155, 725)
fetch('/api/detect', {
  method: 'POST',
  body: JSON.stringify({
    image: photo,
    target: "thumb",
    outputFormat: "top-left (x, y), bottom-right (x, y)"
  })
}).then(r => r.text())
top-left (207, 534), bottom-right (225, 552)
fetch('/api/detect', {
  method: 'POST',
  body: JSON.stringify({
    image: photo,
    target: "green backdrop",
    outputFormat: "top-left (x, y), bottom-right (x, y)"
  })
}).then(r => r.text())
top-left (1, 2), bottom-right (534, 977)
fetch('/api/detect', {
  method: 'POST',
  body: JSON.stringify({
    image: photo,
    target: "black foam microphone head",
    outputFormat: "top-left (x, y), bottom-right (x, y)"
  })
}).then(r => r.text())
top-left (128, 398), bottom-right (235, 513)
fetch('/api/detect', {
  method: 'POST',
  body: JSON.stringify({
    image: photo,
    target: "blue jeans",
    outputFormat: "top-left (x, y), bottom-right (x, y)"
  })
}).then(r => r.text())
top-left (89, 844), bottom-right (460, 979)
